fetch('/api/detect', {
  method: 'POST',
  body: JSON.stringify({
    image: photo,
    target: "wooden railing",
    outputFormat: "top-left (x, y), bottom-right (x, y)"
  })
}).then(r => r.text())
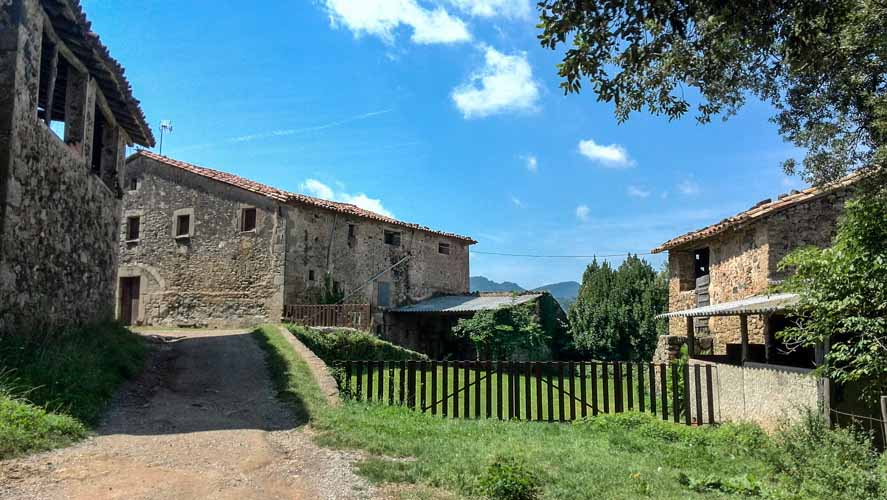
top-left (336, 360), bottom-right (718, 425)
top-left (282, 304), bottom-right (372, 330)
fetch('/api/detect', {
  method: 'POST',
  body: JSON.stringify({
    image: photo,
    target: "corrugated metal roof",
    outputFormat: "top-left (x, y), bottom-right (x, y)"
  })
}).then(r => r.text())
top-left (656, 293), bottom-right (799, 318)
top-left (392, 293), bottom-right (543, 313)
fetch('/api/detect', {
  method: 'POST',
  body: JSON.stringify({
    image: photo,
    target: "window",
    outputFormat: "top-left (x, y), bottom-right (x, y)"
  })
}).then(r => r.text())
top-left (348, 224), bottom-right (356, 238)
top-left (240, 207), bottom-right (257, 232)
top-left (129, 177), bottom-right (139, 191)
top-left (438, 242), bottom-right (451, 255)
top-left (175, 214), bottom-right (190, 238)
top-left (126, 216), bottom-right (140, 241)
top-left (377, 282), bottom-right (391, 307)
top-left (308, 270), bottom-right (316, 281)
top-left (694, 248), bottom-right (710, 279)
top-left (384, 230), bottom-right (401, 246)
top-left (37, 34), bottom-right (71, 140)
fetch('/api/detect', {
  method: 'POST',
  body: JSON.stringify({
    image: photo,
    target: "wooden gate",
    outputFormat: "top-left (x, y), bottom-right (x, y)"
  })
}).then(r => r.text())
top-left (338, 360), bottom-right (719, 425)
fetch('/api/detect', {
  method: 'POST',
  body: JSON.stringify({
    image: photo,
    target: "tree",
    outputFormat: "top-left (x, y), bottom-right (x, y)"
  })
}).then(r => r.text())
top-left (778, 189), bottom-right (887, 400)
top-left (537, 0), bottom-right (886, 185)
top-left (568, 255), bottom-right (667, 361)
top-left (453, 302), bottom-right (549, 360)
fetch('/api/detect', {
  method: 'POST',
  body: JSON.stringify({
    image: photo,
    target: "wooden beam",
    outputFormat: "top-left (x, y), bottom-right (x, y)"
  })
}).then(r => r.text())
top-left (763, 314), bottom-right (773, 364)
top-left (740, 314), bottom-right (749, 363)
top-left (686, 316), bottom-right (695, 357)
top-left (42, 39), bottom-right (58, 126)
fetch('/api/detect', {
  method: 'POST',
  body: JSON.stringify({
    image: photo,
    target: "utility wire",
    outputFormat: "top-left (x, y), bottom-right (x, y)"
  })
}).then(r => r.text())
top-left (471, 250), bottom-right (656, 259)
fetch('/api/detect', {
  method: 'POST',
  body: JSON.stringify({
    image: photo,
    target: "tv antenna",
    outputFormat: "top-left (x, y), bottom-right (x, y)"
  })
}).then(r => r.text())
top-left (158, 120), bottom-right (173, 155)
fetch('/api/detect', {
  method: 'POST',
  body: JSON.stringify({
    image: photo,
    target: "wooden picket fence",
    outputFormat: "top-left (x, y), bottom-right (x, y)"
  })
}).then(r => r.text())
top-left (282, 304), bottom-right (371, 330)
top-left (336, 360), bottom-right (718, 425)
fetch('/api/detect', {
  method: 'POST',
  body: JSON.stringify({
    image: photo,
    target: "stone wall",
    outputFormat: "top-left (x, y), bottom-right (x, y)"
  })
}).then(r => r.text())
top-left (119, 156), bottom-right (286, 327)
top-left (283, 203), bottom-right (470, 318)
top-left (689, 360), bottom-right (824, 432)
top-left (0, 0), bottom-right (127, 335)
top-left (666, 187), bottom-right (855, 354)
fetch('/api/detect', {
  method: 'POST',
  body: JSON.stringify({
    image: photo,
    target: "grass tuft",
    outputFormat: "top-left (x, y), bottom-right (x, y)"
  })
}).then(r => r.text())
top-left (286, 325), bottom-right (427, 364)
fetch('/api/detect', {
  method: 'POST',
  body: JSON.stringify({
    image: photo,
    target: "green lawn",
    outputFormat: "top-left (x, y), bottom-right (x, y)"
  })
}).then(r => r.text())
top-left (256, 325), bottom-right (887, 500)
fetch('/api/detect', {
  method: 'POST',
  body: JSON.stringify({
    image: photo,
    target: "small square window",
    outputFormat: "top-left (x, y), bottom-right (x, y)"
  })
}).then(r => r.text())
top-left (309, 270), bottom-right (316, 281)
top-left (176, 214), bottom-right (191, 237)
top-left (438, 242), bottom-right (451, 255)
top-left (348, 224), bottom-right (356, 238)
top-left (384, 230), bottom-right (401, 246)
top-left (129, 177), bottom-right (139, 191)
top-left (241, 207), bottom-right (256, 232)
top-left (126, 216), bottom-right (140, 241)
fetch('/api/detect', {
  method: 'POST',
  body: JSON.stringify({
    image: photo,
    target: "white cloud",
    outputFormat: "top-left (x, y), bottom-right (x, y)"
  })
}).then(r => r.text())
top-left (577, 139), bottom-right (634, 168)
top-left (522, 154), bottom-right (538, 173)
top-left (447, 0), bottom-right (531, 18)
top-left (452, 46), bottom-right (540, 118)
top-left (323, 0), bottom-right (471, 45)
top-left (677, 179), bottom-right (701, 196)
top-left (627, 185), bottom-right (651, 198)
top-left (510, 195), bottom-right (524, 207)
top-left (300, 178), bottom-right (394, 217)
top-left (576, 204), bottom-right (590, 222)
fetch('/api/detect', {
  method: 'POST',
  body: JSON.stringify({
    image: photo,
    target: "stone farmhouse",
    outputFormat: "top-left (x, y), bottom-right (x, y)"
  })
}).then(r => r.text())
top-left (0, 0), bottom-right (153, 335)
top-left (118, 151), bottom-right (475, 328)
top-left (652, 173), bottom-right (861, 366)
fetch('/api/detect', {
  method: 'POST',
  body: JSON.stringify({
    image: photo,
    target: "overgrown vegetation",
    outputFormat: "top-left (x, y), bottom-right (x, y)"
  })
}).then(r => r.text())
top-left (453, 302), bottom-right (549, 360)
top-left (260, 325), bottom-right (887, 500)
top-left (568, 256), bottom-right (667, 361)
top-left (0, 322), bottom-right (146, 458)
top-left (286, 324), bottom-right (427, 364)
top-left (779, 190), bottom-right (887, 400)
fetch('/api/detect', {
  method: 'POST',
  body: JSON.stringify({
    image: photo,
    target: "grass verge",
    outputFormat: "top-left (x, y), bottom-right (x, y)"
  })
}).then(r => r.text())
top-left (258, 324), bottom-right (887, 500)
top-left (0, 321), bottom-right (147, 458)
top-left (286, 324), bottom-right (427, 364)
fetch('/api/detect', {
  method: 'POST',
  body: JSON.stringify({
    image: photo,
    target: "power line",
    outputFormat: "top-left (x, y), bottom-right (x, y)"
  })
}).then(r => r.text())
top-left (471, 250), bottom-right (656, 259)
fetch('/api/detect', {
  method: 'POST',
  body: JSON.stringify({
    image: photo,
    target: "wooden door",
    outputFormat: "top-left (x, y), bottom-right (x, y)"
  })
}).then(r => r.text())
top-left (120, 277), bottom-right (140, 325)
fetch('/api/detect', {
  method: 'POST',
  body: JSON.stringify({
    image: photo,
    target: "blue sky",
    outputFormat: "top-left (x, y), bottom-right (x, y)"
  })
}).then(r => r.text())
top-left (87, 0), bottom-right (806, 288)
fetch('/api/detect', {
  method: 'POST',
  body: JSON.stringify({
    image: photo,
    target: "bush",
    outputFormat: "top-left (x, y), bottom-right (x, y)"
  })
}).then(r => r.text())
top-left (0, 321), bottom-right (147, 424)
top-left (767, 409), bottom-right (887, 500)
top-left (0, 388), bottom-right (87, 458)
top-left (287, 325), bottom-right (427, 364)
top-left (478, 455), bottom-right (541, 500)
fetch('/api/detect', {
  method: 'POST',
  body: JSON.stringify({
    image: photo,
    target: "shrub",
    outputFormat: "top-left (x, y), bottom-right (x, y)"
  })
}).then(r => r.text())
top-left (767, 409), bottom-right (887, 500)
top-left (0, 389), bottom-right (87, 459)
top-left (287, 325), bottom-right (427, 364)
top-left (478, 455), bottom-right (541, 500)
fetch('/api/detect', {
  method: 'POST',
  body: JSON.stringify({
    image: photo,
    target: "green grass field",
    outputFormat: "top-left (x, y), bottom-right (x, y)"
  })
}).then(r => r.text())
top-left (256, 325), bottom-right (887, 500)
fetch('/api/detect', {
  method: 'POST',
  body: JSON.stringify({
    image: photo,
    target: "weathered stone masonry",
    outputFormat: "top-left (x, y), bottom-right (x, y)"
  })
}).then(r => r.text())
top-left (0, 0), bottom-right (153, 335)
top-left (120, 151), bottom-right (474, 328)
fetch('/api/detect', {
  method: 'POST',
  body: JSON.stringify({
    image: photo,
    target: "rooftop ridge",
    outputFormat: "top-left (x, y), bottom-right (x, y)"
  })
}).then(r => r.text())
top-left (131, 150), bottom-right (476, 243)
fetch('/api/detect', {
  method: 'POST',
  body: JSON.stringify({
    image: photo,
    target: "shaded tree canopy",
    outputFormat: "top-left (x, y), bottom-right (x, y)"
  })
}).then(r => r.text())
top-left (453, 302), bottom-right (550, 360)
top-left (568, 255), bottom-right (667, 361)
top-left (538, 0), bottom-right (886, 185)
top-left (779, 188), bottom-right (887, 400)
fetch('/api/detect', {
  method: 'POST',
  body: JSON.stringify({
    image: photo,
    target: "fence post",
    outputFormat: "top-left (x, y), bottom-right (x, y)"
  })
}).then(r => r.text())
top-left (881, 396), bottom-right (887, 445)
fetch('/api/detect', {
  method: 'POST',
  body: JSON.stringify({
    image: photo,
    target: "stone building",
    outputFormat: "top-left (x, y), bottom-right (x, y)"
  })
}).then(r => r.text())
top-left (652, 173), bottom-right (861, 364)
top-left (118, 151), bottom-right (475, 328)
top-left (0, 0), bottom-right (153, 335)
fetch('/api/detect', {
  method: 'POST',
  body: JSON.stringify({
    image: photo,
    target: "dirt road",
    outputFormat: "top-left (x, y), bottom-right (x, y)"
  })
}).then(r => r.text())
top-left (0, 329), bottom-right (375, 500)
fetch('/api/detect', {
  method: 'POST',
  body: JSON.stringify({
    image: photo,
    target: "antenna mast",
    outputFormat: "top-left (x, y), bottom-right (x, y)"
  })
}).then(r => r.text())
top-left (158, 120), bottom-right (173, 155)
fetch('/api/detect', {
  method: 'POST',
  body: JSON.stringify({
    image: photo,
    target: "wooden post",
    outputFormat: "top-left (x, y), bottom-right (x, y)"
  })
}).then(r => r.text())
top-left (763, 314), bottom-right (773, 364)
top-left (42, 42), bottom-right (59, 126)
top-left (880, 396), bottom-right (887, 445)
top-left (686, 316), bottom-right (696, 357)
top-left (740, 314), bottom-right (749, 363)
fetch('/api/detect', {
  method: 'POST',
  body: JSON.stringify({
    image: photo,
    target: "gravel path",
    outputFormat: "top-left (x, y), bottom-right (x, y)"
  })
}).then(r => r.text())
top-left (0, 329), bottom-right (376, 500)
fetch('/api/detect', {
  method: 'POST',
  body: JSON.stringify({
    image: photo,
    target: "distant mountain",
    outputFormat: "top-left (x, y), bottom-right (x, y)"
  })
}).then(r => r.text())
top-left (470, 276), bottom-right (525, 293)
top-left (532, 281), bottom-right (581, 309)
top-left (469, 276), bottom-right (580, 310)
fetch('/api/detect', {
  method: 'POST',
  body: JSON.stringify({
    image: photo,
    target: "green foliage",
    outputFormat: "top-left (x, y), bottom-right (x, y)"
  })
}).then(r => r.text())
top-left (778, 191), bottom-right (887, 399)
top-left (678, 473), bottom-right (763, 496)
top-left (766, 409), bottom-right (887, 500)
top-left (537, 0), bottom-right (886, 185)
top-left (452, 302), bottom-right (549, 359)
top-left (0, 321), bottom-right (147, 424)
top-left (287, 325), bottom-right (427, 364)
top-left (321, 272), bottom-right (345, 305)
top-left (0, 388), bottom-right (87, 459)
top-left (478, 455), bottom-right (542, 500)
top-left (567, 256), bottom-right (667, 360)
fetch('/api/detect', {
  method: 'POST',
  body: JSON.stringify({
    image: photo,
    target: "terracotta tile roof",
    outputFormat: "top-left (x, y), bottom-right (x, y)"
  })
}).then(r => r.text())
top-left (132, 150), bottom-right (476, 243)
top-left (44, 0), bottom-right (154, 146)
top-left (652, 172), bottom-right (863, 253)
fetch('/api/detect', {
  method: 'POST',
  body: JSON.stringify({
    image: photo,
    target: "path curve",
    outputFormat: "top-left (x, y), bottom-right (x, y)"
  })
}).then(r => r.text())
top-left (0, 329), bottom-right (375, 500)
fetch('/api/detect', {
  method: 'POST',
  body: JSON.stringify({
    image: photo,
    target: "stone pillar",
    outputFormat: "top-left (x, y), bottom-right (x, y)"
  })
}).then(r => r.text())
top-left (63, 67), bottom-right (94, 158)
